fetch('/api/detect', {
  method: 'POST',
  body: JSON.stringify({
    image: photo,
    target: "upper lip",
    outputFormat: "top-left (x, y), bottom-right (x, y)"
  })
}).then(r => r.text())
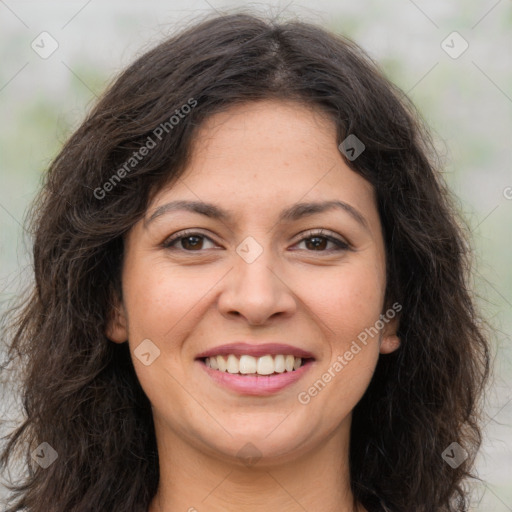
top-left (195, 342), bottom-right (315, 360)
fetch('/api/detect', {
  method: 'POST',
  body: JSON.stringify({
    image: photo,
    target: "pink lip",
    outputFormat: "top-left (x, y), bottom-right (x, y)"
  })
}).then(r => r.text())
top-left (198, 359), bottom-right (315, 396)
top-left (195, 342), bottom-right (315, 360)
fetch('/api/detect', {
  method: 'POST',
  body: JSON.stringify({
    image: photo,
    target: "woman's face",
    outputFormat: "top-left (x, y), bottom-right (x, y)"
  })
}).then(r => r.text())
top-left (107, 99), bottom-right (399, 466)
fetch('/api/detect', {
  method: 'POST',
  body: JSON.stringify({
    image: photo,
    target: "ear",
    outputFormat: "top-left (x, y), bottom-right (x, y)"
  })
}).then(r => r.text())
top-left (105, 295), bottom-right (128, 344)
top-left (379, 315), bottom-right (401, 354)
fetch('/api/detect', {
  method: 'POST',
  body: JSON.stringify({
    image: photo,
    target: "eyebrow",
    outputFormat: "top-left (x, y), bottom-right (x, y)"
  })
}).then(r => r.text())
top-left (145, 199), bottom-right (369, 231)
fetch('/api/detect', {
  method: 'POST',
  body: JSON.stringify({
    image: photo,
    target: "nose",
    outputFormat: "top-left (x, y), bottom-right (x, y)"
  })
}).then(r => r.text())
top-left (217, 245), bottom-right (297, 326)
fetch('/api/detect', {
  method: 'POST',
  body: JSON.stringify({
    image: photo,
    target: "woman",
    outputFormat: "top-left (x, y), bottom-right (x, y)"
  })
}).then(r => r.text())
top-left (0, 11), bottom-right (491, 512)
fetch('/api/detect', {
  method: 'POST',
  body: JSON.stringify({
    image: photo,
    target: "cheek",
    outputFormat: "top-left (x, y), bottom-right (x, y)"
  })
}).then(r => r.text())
top-left (296, 258), bottom-right (385, 343)
top-left (297, 270), bottom-right (382, 426)
top-left (121, 260), bottom-right (211, 414)
top-left (122, 256), bottom-right (218, 342)
top-left (294, 258), bottom-right (384, 401)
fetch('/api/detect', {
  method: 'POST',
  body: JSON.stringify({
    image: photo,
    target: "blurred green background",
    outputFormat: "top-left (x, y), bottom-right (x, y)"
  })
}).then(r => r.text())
top-left (1, 1), bottom-right (511, 510)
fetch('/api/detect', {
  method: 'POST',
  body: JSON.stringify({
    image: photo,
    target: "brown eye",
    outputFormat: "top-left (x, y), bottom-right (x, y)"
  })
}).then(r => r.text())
top-left (162, 229), bottom-right (350, 253)
top-left (162, 231), bottom-right (217, 251)
top-left (179, 235), bottom-right (204, 250)
top-left (304, 236), bottom-right (329, 251)
top-left (294, 230), bottom-right (350, 252)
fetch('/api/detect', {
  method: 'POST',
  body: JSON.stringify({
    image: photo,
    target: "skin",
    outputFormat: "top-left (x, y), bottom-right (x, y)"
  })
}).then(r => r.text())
top-left (107, 99), bottom-right (400, 512)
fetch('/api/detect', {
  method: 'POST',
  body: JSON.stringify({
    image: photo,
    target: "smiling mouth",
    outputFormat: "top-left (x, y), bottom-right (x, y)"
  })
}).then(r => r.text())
top-left (200, 354), bottom-right (314, 376)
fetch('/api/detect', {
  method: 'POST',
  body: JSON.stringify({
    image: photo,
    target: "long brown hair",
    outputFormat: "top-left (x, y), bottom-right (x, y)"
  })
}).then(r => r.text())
top-left (0, 11), bottom-right (491, 512)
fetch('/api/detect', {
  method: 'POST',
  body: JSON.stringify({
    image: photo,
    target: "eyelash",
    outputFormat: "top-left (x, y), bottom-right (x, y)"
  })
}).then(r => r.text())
top-left (161, 229), bottom-right (351, 253)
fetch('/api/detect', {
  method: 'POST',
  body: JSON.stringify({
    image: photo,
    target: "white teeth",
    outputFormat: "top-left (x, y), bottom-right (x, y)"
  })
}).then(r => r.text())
top-left (227, 354), bottom-right (239, 374)
top-left (204, 354), bottom-right (306, 375)
top-left (257, 355), bottom-right (275, 375)
top-left (209, 356), bottom-right (219, 370)
top-left (217, 355), bottom-right (227, 372)
top-left (274, 354), bottom-right (285, 373)
top-left (239, 355), bottom-right (257, 374)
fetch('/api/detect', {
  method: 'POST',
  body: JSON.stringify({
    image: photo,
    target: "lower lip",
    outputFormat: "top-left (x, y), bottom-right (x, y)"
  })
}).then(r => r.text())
top-left (197, 359), bottom-right (314, 396)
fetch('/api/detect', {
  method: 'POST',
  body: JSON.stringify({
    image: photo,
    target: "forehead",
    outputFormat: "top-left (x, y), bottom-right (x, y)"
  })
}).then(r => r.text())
top-left (148, 99), bottom-right (378, 230)
top-left (189, 99), bottom-right (336, 165)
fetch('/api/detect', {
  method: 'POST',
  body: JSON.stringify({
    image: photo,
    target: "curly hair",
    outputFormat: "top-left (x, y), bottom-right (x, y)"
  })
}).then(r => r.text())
top-left (0, 11), bottom-right (491, 512)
